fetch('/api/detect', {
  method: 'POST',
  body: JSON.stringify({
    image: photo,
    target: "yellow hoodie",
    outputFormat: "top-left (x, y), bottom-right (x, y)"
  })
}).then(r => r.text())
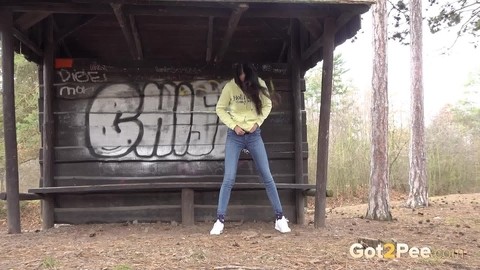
top-left (216, 78), bottom-right (272, 131)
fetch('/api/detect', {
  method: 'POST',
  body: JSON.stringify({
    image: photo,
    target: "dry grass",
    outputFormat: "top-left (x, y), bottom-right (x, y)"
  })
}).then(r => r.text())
top-left (1, 193), bottom-right (479, 270)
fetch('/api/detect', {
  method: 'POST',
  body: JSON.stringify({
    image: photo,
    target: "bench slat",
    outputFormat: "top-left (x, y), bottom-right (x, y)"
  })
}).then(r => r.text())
top-left (0, 192), bottom-right (42, 201)
top-left (29, 182), bottom-right (316, 194)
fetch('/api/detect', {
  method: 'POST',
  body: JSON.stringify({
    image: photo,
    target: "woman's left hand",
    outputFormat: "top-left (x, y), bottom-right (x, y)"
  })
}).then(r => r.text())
top-left (249, 123), bottom-right (258, 133)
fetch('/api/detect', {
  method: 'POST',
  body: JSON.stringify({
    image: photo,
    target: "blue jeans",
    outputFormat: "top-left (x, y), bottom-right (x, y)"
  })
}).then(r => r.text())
top-left (216, 128), bottom-right (283, 218)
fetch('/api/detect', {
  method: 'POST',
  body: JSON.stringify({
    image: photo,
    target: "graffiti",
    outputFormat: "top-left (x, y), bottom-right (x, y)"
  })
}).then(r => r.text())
top-left (86, 80), bottom-right (228, 158)
top-left (154, 66), bottom-right (202, 75)
top-left (59, 85), bottom-right (95, 97)
top-left (57, 69), bottom-right (108, 83)
top-left (261, 64), bottom-right (287, 75)
top-left (89, 64), bottom-right (108, 71)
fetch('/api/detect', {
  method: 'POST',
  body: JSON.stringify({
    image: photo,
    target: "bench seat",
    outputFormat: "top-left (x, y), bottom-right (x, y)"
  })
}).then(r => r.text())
top-left (28, 182), bottom-right (317, 225)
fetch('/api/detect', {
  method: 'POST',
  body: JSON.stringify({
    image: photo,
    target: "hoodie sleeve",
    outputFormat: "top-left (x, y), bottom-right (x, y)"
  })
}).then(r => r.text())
top-left (257, 78), bottom-right (272, 127)
top-left (216, 81), bottom-right (238, 130)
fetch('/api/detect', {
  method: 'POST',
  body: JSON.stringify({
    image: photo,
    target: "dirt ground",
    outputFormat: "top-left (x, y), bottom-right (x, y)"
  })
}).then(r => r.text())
top-left (1, 193), bottom-right (479, 270)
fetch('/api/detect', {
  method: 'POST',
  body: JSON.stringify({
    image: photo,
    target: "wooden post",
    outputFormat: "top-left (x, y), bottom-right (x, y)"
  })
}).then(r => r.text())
top-left (314, 17), bottom-right (336, 228)
top-left (0, 9), bottom-right (22, 234)
top-left (289, 19), bottom-right (305, 225)
top-left (42, 16), bottom-right (55, 229)
top-left (181, 189), bottom-right (194, 225)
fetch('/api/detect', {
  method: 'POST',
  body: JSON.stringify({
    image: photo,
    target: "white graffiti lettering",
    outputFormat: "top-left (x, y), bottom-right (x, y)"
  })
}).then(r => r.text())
top-left (59, 85), bottom-right (94, 96)
top-left (57, 69), bottom-right (108, 83)
top-left (87, 81), bottom-right (228, 158)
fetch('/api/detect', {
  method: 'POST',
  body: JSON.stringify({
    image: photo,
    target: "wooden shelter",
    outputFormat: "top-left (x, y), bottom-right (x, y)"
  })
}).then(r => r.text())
top-left (0, 0), bottom-right (372, 233)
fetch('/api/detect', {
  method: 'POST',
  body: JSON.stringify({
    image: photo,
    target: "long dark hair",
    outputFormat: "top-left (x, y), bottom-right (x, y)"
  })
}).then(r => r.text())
top-left (234, 63), bottom-right (270, 115)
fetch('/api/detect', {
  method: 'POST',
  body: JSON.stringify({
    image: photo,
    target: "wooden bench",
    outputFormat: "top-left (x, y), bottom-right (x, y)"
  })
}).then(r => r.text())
top-left (0, 192), bottom-right (42, 201)
top-left (28, 182), bottom-right (318, 225)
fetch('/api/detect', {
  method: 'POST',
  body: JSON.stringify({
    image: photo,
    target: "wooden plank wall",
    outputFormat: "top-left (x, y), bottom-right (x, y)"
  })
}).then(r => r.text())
top-left (39, 59), bottom-right (307, 224)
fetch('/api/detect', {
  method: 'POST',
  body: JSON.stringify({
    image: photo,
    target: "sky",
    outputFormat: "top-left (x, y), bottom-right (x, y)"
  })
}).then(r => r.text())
top-left (334, 8), bottom-right (480, 124)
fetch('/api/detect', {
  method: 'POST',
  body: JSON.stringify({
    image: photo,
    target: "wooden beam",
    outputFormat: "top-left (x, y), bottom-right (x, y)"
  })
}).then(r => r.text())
top-left (3, 1), bottom-right (371, 18)
top-left (128, 5), bottom-right (330, 18)
top-left (246, 6), bottom-right (330, 19)
top-left (144, 0), bottom-right (372, 3)
top-left (29, 183), bottom-right (316, 194)
top-left (0, 192), bottom-right (42, 201)
top-left (42, 16), bottom-right (55, 230)
top-left (335, 11), bottom-right (358, 32)
top-left (277, 23), bottom-right (291, 63)
top-left (263, 20), bottom-right (291, 63)
top-left (299, 18), bottom-right (322, 40)
top-left (128, 5), bottom-right (230, 17)
top-left (14, 11), bottom-right (51, 31)
top-left (3, 2), bottom-right (352, 18)
top-left (4, 0), bottom-right (373, 6)
top-left (289, 19), bottom-right (305, 225)
top-left (3, 3), bottom-right (113, 14)
top-left (56, 15), bottom-right (98, 41)
top-left (301, 35), bottom-right (324, 62)
top-left (299, 22), bottom-right (309, 60)
top-left (206, 16), bottom-right (214, 62)
top-left (301, 12), bottom-right (357, 62)
top-left (129, 15), bottom-right (143, 60)
top-left (315, 17), bottom-right (336, 229)
top-left (263, 20), bottom-right (289, 43)
top-left (68, 0), bottom-right (225, 7)
top-left (52, 19), bottom-right (71, 58)
top-left (277, 43), bottom-right (288, 63)
top-left (1, 9), bottom-right (22, 234)
top-left (214, 4), bottom-right (248, 64)
top-left (12, 27), bottom-right (43, 57)
top-left (111, 3), bottom-right (138, 60)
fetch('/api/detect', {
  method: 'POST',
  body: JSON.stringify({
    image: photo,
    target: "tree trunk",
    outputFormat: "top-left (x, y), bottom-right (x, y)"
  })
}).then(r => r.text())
top-left (366, 0), bottom-right (392, 221)
top-left (406, 0), bottom-right (428, 208)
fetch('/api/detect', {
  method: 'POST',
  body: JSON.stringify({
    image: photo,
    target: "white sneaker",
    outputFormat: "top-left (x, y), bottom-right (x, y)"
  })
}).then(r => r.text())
top-left (275, 216), bottom-right (291, 233)
top-left (210, 219), bottom-right (224, 235)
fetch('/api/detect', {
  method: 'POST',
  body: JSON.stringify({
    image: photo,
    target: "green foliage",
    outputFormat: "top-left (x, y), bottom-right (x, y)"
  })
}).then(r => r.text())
top-left (304, 54), bottom-right (351, 111)
top-left (426, 103), bottom-right (480, 195)
top-left (429, 82), bottom-right (480, 194)
top-left (452, 99), bottom-right (480, 136)
top-left (427, 0), bottom-right (479, 39)
top-left (0, 53), bottom-right (40, 172)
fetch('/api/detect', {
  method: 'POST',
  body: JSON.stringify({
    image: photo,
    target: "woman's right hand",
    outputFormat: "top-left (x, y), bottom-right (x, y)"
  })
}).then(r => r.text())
top-left (234, 125), bottom-right (245, 136)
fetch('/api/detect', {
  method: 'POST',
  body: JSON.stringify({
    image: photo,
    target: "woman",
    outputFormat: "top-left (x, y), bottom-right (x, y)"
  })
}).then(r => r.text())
top-left (210, 63), bottom-right (291, 235)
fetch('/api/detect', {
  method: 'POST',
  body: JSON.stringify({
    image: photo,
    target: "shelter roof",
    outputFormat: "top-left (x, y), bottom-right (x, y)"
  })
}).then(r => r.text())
top-left (2, 0), bottom-right (373, 70)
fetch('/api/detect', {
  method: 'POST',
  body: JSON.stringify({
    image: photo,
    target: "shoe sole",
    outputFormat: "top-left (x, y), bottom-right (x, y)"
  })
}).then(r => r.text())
top-left (275, 226), bottom-right (291, 233)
